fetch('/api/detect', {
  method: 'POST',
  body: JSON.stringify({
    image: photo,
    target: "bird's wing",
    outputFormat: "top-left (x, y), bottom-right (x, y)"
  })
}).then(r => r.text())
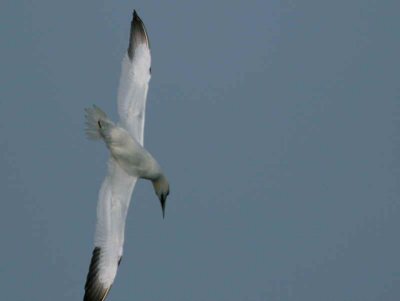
top-left (117, 10), bottom-right (151, 145)
top-left (84, 159), bottom-right (137, 301)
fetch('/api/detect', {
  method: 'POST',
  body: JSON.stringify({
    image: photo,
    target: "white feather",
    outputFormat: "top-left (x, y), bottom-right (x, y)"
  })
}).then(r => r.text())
top-left (117, 46), bottom-right (151, 145)
top-left (94, 159), bottom-right (137, 286)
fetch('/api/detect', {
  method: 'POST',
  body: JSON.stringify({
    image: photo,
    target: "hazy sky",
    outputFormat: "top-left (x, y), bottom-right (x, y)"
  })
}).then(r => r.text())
top-left (1, 1), bottom-right (399, 300)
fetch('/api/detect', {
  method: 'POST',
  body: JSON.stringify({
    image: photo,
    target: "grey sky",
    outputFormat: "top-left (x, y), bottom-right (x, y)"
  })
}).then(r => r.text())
top-left (1, 1), bottom-right (399, 300)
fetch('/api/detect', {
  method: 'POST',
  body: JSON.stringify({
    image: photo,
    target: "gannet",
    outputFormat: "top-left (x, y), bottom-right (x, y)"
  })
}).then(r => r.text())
top-left (82, 10), bottom-right (169, 301)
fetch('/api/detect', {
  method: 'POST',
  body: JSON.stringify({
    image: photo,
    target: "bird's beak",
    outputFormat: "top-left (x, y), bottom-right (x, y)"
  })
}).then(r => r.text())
top-left (160, 196), bottom-right (166, 219)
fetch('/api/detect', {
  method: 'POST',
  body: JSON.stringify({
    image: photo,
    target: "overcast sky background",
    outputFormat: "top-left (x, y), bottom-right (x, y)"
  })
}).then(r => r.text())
top-left (1, 1), bottom-right (399, 300)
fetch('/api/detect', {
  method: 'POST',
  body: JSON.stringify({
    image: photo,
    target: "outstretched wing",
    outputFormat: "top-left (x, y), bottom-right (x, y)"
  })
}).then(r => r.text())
top-left (117, 10), bottom-right (151, 145)
top-left (84, 159), bottom-right (137, 301)
top-left (84, 10), bottom-right (150, 301)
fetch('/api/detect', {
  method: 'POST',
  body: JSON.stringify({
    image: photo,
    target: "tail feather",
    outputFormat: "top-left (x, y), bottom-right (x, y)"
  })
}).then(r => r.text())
top-left (84, 105), bottom-right (112, 140)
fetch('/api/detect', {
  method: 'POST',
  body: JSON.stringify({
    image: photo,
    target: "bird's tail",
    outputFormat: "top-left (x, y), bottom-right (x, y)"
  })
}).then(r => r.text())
top-left (84, 105), bottom-right (114, 140)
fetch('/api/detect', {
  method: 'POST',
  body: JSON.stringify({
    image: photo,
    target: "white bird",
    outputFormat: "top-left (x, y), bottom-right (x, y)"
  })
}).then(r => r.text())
top-left (82, 10), bottom-right (169, 301)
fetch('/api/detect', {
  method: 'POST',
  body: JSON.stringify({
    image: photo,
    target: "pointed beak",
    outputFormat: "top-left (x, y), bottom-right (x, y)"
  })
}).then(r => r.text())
top-left (160, 196), bottom-right (166, 219)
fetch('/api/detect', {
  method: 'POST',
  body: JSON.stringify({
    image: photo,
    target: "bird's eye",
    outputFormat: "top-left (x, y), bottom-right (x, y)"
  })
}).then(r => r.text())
top-left (149, 67), bottom-right (152, 74)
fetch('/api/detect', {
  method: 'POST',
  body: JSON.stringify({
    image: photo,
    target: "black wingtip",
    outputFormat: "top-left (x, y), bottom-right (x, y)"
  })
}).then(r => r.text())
top-left (84, 247), bottom-right (112, 301)
top-left (128, 9), bottom-right (150, 60)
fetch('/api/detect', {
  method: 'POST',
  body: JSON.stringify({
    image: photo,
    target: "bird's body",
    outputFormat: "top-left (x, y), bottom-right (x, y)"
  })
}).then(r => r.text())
top-left (85, 106), bottom-right (163, 181)
top-left (82, 10), bottom-right (169, 301)
top-left (110, 129), bottom-right (162, 180)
